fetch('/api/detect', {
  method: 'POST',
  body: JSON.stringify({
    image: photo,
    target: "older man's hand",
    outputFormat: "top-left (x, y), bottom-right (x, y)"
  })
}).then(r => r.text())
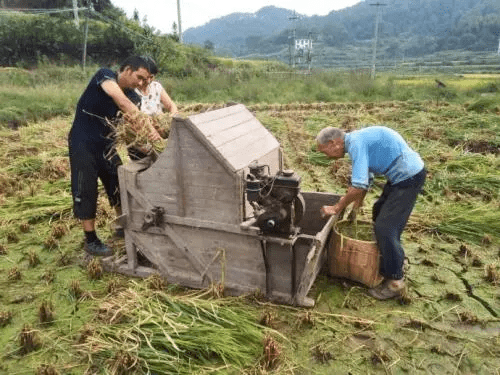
top-left (320, 205), bottom-right (339, 218)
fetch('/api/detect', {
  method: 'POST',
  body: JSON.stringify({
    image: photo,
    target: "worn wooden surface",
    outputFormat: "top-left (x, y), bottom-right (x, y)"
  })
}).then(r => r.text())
top-left (116, 105), bottom-right (342, 306)
top-left (188, 104), bottom-right (280, 172)
top-left (126, 225), bottom-right (266, 292)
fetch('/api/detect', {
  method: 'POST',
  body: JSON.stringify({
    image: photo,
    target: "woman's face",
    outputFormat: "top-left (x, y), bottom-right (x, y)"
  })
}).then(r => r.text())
top-left (140, 74), bottom-right (154, 91)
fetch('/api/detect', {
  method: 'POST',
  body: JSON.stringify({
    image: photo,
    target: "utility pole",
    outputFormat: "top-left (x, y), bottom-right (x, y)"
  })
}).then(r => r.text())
top-left (497, 38), bottom-right (500, 55)
top-left (288, 11), bottom-right (299, 68)
top-left (370, 2), bottom-right (386, 78)
top-left (72, 0), bottom-right (80, 28)
top-left (176, 0), bottom-right (183, 43)
top-left (307, 31), bottom-right (313, 71)
top-left (82, 5), bottom-right (90, 71)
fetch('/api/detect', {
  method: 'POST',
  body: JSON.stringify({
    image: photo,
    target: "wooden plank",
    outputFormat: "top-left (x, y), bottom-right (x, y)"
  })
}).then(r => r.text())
top-left (163, 223), bottom-right (211, 282)
top-left (189, 104), bottom-right (247, 128)
top-left (184, 203), bottom-right (241, 224)
top-left (178, 168), bottom-right (235, 189)
top-left (102, 262), bottom-right (159, 278)
top-left (182, 110), bottom-right (279, 174)
top-left (217, 125), bottom-right (278, 159)
top-left (137, 167), bottom-right (177, 186)
top-left (170, 225), bottom-right (264, 284)
top-left (129, 213), bottom-right (259, 237)
top-left (129, 202), bottom-right (235, 224)
top-left (183, 185), bottom-right (239, 203)
top-left (128, 230), bottom-right (209, 288)
top-left (151, 157), bottom-right (227, 174)
top-left (127, 190), bottom-right (177, 205)
top-left (265, 241), bottom-right (293, 296)
top-left (131, 224), bottom-right (266, 293)
top-left (181, 194), bottom-right (238, 210)
top-left (140, 131), bottom-right (177, 172)
top-left (124, 229), bottom-right (138, 270)
top-left (173, 124), bottom-right (186, 217)
top-left (127, 230), bottom-right (169, 275)
top-left (208, 119), bottom-right (263, 148)
top-left (127, 200), bottom-right (177, 220)
top-left (136, 171), bottom-right (239, 197)
top-left (225, 135), bottom-right (280, 172)
top-left (118, 166), bottom-right (131, 214)
top-left (292, 236), bottom-right (315, 295)
top-left (126, 178), bottom-right (155, 212)
top-left (165, 225), bottom-right (266, 289)
top-left (197, 110), bottom-right (255, 136)
top-left (118, 166), bottom-right (137, 270)
top-left (293, 214), bottom-right (338, 306)
top-left (182, 119), bottom-right (237, 174)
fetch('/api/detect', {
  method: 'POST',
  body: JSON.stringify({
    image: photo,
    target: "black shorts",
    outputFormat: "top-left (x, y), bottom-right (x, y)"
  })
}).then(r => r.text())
top-left (69, 139), bottom-right (122, 220)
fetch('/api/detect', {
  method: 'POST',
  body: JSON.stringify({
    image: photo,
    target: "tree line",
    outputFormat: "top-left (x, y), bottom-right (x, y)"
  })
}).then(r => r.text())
top-left (0, 1), bottom-right (213, 74)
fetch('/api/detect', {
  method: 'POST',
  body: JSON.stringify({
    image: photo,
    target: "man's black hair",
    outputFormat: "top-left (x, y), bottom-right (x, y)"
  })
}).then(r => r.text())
top-left (119, 56), bottom-right (151, 73)
top-left (141, 56), bottom-right (159, 75)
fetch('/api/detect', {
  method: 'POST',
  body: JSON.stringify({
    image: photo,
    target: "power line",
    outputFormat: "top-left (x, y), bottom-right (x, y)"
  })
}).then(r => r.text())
top-left (89, 9), bottom-right (153, 42)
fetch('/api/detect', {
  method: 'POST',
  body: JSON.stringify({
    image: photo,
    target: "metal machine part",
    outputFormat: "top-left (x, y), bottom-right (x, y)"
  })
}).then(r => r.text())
top-left (245, 161), bottom-right (305, 235)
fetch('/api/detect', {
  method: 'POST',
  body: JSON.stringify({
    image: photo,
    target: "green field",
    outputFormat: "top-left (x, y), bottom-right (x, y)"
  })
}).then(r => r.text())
top-left (0, 66), bottom-right (499, 374)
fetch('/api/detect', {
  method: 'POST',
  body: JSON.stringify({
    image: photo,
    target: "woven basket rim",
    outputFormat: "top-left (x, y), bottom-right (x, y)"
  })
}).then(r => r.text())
top-left (334, 219), bottom-right (376, 244)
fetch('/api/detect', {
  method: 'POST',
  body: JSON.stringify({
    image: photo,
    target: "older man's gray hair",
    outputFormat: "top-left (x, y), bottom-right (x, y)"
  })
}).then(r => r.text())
top-left (316, 127), bottom-right (345, 145)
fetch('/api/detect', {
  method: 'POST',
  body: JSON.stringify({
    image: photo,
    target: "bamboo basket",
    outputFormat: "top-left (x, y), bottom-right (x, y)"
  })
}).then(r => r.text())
top-left (328, 220), bottom-right (383, 288)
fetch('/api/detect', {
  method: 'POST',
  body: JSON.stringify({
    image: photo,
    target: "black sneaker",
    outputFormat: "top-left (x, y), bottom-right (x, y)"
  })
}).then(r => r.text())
top-left (84, 239), bottom-right (113, 257)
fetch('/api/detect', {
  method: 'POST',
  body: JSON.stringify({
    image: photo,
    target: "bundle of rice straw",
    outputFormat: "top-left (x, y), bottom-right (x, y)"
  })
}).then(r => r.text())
top-left (107, 111), bottom-right (172, 158)
top-left (76, 282), bottom-right (272, 374)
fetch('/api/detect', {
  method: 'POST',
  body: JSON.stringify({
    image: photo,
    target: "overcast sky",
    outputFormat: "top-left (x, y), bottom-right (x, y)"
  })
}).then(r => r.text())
top-left (110, 0), bottom-right (363, 35)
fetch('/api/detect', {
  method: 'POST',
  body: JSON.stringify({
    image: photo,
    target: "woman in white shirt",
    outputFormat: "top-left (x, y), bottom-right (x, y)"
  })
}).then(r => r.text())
top-left (136, 57), bottom-right (178, 116)
top-left (128, 57), bottom-right (179, 161)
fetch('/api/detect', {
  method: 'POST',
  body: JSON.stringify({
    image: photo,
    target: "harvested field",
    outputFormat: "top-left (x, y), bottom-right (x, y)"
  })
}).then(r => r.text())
top-left (1, 95), bottom-right (499, 374)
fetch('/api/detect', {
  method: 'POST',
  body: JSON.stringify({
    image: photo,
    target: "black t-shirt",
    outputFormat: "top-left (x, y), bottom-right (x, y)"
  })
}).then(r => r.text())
top-left (69, 68), bottom-right (140, 147)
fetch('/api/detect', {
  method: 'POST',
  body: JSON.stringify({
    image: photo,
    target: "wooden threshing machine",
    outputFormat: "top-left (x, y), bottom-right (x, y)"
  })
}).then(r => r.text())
top-left (110, 104), bottom-right (340, 306)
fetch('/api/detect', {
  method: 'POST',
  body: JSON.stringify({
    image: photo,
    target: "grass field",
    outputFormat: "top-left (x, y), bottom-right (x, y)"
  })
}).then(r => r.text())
top-left (0, 67), bottom-right (499, 374)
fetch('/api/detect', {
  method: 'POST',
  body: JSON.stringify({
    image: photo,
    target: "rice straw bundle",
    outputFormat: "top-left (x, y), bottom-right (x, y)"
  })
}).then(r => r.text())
top-left (107, 111), bottom-right (169, 157)
top-left (150, 112), bottom-right (174, 139)
top-left (76, 281), bottom-right (272, 374)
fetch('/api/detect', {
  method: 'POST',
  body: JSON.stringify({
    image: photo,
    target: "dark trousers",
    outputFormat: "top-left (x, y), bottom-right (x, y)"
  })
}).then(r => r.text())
top-left (69, 138), bottom-right (122, 220)
top-left (372, 169), bottom-right (426, 280)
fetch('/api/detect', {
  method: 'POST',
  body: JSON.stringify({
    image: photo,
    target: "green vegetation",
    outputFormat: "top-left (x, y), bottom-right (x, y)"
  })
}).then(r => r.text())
top-left (3, 63), bottom-right (499, 128)
top-left (0, 65), bottom-right (499, 374)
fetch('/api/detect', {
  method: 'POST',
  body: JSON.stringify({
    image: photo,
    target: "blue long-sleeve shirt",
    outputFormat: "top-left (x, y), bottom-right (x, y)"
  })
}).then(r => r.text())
top-left (344, 126), bottom-right (424, 189)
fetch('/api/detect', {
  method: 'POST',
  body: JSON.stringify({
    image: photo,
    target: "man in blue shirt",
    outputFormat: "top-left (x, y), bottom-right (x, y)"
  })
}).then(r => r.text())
top-left (317, 126), bottom-right (426, 300)
top-left (69, 56), bottom-right (161, 257)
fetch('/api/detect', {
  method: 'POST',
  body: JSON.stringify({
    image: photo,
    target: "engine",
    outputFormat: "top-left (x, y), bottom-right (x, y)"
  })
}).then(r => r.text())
top-left (245, 161), bottom-right (305, 236)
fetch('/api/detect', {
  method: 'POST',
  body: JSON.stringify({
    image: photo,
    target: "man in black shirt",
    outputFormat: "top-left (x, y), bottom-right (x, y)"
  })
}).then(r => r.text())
top-left (69, 56), bottom-right (161, 256)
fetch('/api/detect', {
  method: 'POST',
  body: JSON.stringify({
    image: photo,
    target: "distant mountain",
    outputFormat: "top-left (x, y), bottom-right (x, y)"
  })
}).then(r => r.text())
top-left (183, 6), bottom-right (298, 50)
top-left (183, 0), bottom-right (500, 60)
